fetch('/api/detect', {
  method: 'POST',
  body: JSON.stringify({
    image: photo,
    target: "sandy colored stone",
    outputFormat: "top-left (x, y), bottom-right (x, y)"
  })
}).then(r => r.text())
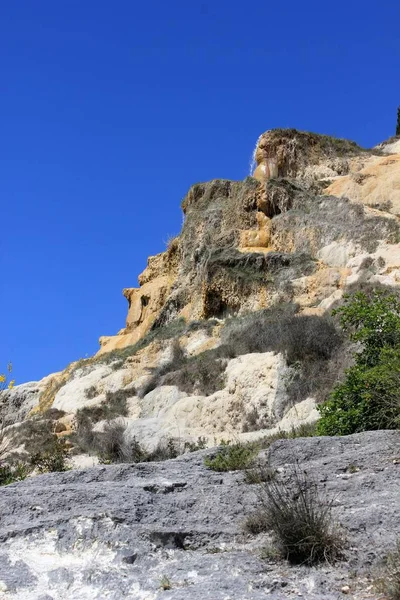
top-left (325, 153), bottom-right (400, 215)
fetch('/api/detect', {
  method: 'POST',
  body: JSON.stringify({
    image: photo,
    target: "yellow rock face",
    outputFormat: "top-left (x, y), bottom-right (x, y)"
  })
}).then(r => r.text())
top-left (325, 154), bottom-right (400, 216)
top-left (252, 158), bottom-right (279, 182)
top-left (240, 213), bottom-right (272, 250)
top-left (97, 243), bottom-right (180, 356)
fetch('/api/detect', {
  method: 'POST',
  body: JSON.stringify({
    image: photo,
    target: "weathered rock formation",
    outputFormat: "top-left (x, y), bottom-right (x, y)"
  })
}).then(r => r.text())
top-left (6, 128), bottom-right (400, 449)
top-left (0, 431), bottom-right (399, 599)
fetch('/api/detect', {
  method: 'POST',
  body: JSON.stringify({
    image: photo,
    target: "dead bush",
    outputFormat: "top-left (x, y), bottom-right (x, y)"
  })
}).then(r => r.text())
top-left (75, 387), bottom-right (132, 430)
top-left (223, 311), bottom-right (342, 364)
top-left (140, 342), bottom-right (228, 398)
top-left (249, 465), bottom-right (345, 565)
top-left (95, 421), bottom-right (145, 464)
top-left (244, 460), bottom-right (275, 484)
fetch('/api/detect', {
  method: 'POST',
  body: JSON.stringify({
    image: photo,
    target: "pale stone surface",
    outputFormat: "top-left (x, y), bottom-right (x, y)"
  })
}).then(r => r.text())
top-left (325, 153), bottom-right (400, 216)
top-left (0, 431), bottom-right (399, 599)
top-left (52, 365), bottom-right (131, 413)
top-left (317, 241), bottom-right (355, 268)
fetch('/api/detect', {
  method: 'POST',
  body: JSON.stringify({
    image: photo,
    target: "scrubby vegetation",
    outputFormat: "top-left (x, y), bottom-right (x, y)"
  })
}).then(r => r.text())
top-left (77, 389), bottom-right (131, 426)
top-left (205, 425), bottom-right (316, 473)
top-left (140, 340), bottom-right (229, 398)
top-left (317, 291), bottom-right (400, 435)
top-left (397, 106), bottom-right (400, 137)
top-left (0, 463), bottom-right (29, 486)
top-left (74, 412), bottom-right (208, 464)
top-left (222, 307), bottom-right (345, 407)
top-left (204, 441), bottom-right (259, 472)
top-left (30, 437), bottom-right (70, 473)
top-left (245, 465), bottom-right (345, 565)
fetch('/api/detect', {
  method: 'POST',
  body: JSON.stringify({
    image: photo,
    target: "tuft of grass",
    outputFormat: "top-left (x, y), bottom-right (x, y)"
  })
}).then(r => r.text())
top-left (204, 441), bottom-right (259, 472)
top-left (244, 508), bottom-right (270, 535)
top-left (244, 461), bottom-right (275, 484)
top-left (249, 465), bottom-right (345, 565)
top-left (255, 422), bottom-right (317, 451)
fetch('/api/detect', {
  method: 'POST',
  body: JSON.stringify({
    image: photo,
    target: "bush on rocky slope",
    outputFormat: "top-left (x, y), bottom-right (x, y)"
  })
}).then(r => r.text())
top-left (318, 291), bottom-right (400, 435)
top-left (245, 465), bottom-right (345, 565)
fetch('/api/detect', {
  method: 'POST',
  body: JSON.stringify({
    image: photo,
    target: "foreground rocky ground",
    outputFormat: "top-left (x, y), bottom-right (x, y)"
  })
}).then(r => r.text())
top-left (0, 430), bottom-right (399, 599)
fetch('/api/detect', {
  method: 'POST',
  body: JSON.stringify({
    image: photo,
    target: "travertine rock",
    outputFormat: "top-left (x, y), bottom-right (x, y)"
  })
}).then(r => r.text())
top-left (8, 128), bottom-right (400, 459)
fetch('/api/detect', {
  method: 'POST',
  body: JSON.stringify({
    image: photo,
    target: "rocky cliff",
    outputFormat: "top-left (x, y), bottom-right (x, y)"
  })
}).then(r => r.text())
top-left (3, 128), bottom-right (400, 600)
top-left (6, 129), bottom-right (400, 450)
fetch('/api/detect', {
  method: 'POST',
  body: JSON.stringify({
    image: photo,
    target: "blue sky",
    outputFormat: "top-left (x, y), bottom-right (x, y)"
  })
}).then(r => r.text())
top-left (1, 0), bottom-right (399, 383)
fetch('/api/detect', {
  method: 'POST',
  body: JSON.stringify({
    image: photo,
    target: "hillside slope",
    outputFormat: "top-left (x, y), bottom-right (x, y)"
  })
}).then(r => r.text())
top-left (6, 129), bottom-right (400, 452)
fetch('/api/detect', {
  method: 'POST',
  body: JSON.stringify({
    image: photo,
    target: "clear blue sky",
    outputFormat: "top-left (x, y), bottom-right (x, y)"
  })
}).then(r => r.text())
top-left (1, 1), bottom-right (399, 384)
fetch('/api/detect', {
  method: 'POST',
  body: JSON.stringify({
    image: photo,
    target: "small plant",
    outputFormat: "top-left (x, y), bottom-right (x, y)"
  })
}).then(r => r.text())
top-left (244, 461), bottom-right (275, 484)
top-left (0, 462), bottom-right (30, 486)
top-left (159, 575), bottom-right (172, 591)
top-left (397, 106), bottom-right (400, 137)
top-left (376, 540), bottom-right (400, 599)
top-left (244, 508), bottom-right (270, 535)
top-left (30, 437), bottom-right (70, 473)
top-left (85, 386), bottom-right (98, 399)
top-left (183, 436), bottom-right (208, 452)
top-left (204, 441), bottom-right (259, 472)
top-left (258, 423), bottom-right (316, 449)
top-left (147, 437), bottom-right (181, 462)
top-left (253, 465), bottom-right (345, 565)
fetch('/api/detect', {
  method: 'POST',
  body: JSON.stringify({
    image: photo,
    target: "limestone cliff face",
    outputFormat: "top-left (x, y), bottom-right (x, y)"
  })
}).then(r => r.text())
top-left (98, 129), bottom-right (400, 356)
top-left (6, 128), bottom-right (400, 450)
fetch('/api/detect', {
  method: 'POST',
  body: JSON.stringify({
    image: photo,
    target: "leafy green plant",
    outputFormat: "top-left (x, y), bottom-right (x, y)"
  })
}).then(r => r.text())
top-left (204, 441), bottom-right (259, 472)
top-left (317, 291), bottom-right (400, 435)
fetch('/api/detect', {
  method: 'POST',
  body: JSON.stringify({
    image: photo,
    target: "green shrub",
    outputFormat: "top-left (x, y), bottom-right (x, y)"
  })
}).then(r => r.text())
top-left (30, 437), bottom-right (70, 473)
top-left (204, 441), bottom-right (259, 472)
top-left (317, 349), bottom-right (400, 435)
top-left (258, 423), bottom-right (317, 448)
top-left (317, 291), bottom-right (400, 435)
top-left (249, 466), bottom-right (345, 564)
top-left (183, 436), bottom-right (208, 452)
top-left (0, 462), bottom-right (30, 486)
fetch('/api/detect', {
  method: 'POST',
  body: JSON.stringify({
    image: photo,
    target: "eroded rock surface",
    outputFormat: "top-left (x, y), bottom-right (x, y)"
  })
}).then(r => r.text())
top-left (0, 431), bottom-right (399, 599)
